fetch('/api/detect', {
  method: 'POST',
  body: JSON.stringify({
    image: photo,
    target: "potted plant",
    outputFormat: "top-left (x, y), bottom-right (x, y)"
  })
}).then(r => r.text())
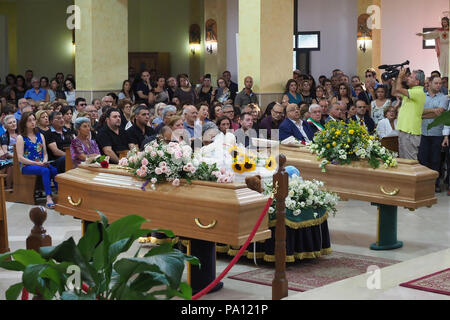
top-left (0, 212), bottom-right (199, 300)
top-left (427, 110), bottom-right (450, 129)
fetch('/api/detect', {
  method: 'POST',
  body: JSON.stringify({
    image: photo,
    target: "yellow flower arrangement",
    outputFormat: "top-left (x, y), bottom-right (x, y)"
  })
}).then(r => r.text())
top-left (309, 120), bottom-right (398, 172)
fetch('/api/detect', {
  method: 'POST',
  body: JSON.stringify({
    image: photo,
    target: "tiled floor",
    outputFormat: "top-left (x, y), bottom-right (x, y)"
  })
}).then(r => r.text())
top-left (1, 191), bottom-right (449, 300)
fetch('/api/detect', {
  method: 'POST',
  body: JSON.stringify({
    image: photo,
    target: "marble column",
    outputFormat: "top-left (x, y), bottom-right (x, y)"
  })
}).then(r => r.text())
top-left (74, 0), bottom-right (128, 102)
top-left (238, 0), bottom-right (293, 112)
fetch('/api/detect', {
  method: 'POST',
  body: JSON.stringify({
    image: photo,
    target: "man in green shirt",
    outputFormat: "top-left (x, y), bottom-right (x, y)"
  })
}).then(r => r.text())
top-left (234, 76), bottom-right (259, 110)
top-left (392, 68), bottom-right (426, 160)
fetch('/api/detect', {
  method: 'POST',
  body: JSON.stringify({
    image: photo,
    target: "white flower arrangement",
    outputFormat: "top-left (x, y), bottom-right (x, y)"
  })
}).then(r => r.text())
top-left (263, 175), bottom-right (339, 218)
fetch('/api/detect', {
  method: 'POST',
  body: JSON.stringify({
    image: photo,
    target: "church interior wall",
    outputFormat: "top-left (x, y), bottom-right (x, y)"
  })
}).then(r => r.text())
top-left (128, 0), bottom-right (194, 81)
top-left (14, 0), bottom-right (73, 78)
top-left (298, 0), bottom-right (358, 80)
top-left (226, 0), bottom-right (239, 84)
top-left (0, 0), bottom-right (448, 87)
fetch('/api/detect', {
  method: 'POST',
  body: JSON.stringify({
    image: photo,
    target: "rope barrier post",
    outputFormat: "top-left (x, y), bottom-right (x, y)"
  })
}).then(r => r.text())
top-left (186, 240), bottom-right (191, 286)
top-left (26, 206), bottom-right (52, 300)
top-left (272, 154), bottom-right (288, 300)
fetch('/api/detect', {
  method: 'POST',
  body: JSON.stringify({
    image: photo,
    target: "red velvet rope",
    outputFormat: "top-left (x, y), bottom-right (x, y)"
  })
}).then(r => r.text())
top-left (21, 288), bottom-right (29, 300)
top-left (192, 197), bottom-right (273, 300)
top-left (21, 197), bottom-right (274, 301)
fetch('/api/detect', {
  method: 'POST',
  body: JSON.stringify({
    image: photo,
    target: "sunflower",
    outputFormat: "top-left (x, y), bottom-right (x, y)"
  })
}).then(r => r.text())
top-left (232, 161), bottom-right (246, 174)
top-left (228, 146), bottom-right (240, 159)
top-left (264, 156), bottom-right (277, 171)
top-left (242, 157), bottom-right (257, 172)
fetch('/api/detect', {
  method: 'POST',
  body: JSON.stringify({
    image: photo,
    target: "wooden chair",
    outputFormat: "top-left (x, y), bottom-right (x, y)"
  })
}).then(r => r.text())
top-left (380, 136), bottom-right (399, 153)
top-left (5, 146), bottom-right (37, 205)
top-left (65, 147), bottom-right (74, 171)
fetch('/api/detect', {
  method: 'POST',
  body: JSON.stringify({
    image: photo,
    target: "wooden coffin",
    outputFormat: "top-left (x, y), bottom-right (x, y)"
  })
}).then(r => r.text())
top-left (55, 165), bottom-right (271, 246)
top-left (279, 145), bottom-right (438, 210)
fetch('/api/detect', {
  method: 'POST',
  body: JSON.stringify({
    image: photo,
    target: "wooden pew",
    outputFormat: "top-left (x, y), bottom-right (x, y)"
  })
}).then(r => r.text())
top-left (65, 147), bottom-right (74, 171)
top-left (380, 136), bottom-right (399, 153)
top-left (4, 146), bottom-right (37, 205)
top-left (0, 174), bottom-right (10, 253)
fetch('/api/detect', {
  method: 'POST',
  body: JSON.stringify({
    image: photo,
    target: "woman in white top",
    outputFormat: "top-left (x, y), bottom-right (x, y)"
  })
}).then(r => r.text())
top-left (118, 80), bottom-right (135, 104)
top-left (376, 106), bottom-right (398, 138)
top-left (370, 85), bottom-right (391, 125)
top-left (64, 78), bottom-right (76, 107)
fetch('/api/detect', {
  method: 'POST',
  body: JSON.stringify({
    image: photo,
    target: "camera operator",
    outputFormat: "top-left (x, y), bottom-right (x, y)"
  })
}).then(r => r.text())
top-left (392, 68), bottom-right (426, 160)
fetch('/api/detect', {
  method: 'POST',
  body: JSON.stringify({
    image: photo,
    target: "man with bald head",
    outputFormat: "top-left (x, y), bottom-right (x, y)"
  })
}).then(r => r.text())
top-left (183, 105), bottom-right (199, 138)
top-left (279, 103), bottom-right (314, 143)
top-left (259, 102), bottom-right (285, 139)
top-left (234, 76), bottom-right (259, 109)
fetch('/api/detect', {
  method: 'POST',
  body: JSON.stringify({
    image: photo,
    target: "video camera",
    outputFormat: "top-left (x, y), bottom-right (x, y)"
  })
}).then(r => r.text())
top-left (379, 61), bottom-right (410, 81)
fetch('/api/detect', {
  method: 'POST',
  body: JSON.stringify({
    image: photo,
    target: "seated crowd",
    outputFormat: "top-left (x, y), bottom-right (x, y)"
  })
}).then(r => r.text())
top-left (0, 66), bottom-right (449, 204)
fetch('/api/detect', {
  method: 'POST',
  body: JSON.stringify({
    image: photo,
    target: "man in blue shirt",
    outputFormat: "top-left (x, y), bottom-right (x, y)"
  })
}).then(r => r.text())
top-left (418, 75), bottom-right (448, 193)
top-left (24, 77), bottom-right (48, 102)
top-left (183, 105), bottom-right (199, 139)
top-left (14, 98), bottom-right (32, 121)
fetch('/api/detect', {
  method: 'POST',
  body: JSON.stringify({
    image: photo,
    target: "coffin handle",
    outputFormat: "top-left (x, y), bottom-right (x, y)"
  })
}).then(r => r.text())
top-left (194, 218), bottom-right (217, 229)
top-left (68, 196), bottom-right (82, 207)
top-left (379, 186), bottom-right (399, 196)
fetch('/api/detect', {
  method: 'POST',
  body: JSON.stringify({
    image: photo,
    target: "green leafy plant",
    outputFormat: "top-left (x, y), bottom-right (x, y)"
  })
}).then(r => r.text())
top-left (0, 212), bottom-right (199, 300)
top-left (427, 111), bottom-right (450, 130)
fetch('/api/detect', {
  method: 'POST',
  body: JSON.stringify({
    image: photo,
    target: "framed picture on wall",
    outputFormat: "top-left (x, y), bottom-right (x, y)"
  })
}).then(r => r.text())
top-left (296, 31), bottom-right (321, 51)
top-left (422, 27), bottom-right (437, 49)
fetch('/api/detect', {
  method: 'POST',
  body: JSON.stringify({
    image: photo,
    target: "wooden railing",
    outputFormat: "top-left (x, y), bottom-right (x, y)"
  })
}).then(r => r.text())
top-left (0, 174), bottom-right (9, 253)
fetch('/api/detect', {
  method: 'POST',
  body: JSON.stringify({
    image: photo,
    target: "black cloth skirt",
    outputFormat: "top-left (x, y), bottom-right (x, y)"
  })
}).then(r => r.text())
top-left (218, 220), bottom-right (331, 263)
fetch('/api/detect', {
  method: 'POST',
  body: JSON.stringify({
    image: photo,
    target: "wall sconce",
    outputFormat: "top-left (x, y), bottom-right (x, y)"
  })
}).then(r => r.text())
top-left (189, 24), bottom-right (201, 56)
top-left (205, 19), bottom-right (218, 55)
top-left (72, 29), bottom-right (76, 53)
top-left (357, 14), bottom-right (372, 54)
top-left (206, 40), bottom-right (217, 54)
top-left (190, 43), bottom-right (200, 55)
top-left (358, 30), bottom-right (372, 53)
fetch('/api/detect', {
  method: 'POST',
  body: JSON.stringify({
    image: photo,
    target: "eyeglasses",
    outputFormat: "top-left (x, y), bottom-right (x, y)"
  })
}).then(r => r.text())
top-left (80, 103), bottom-right (87, 106)
top-left (272, 110), bottom-right (284, 115)
top-left (224, 110), bottom-right (234, 114)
